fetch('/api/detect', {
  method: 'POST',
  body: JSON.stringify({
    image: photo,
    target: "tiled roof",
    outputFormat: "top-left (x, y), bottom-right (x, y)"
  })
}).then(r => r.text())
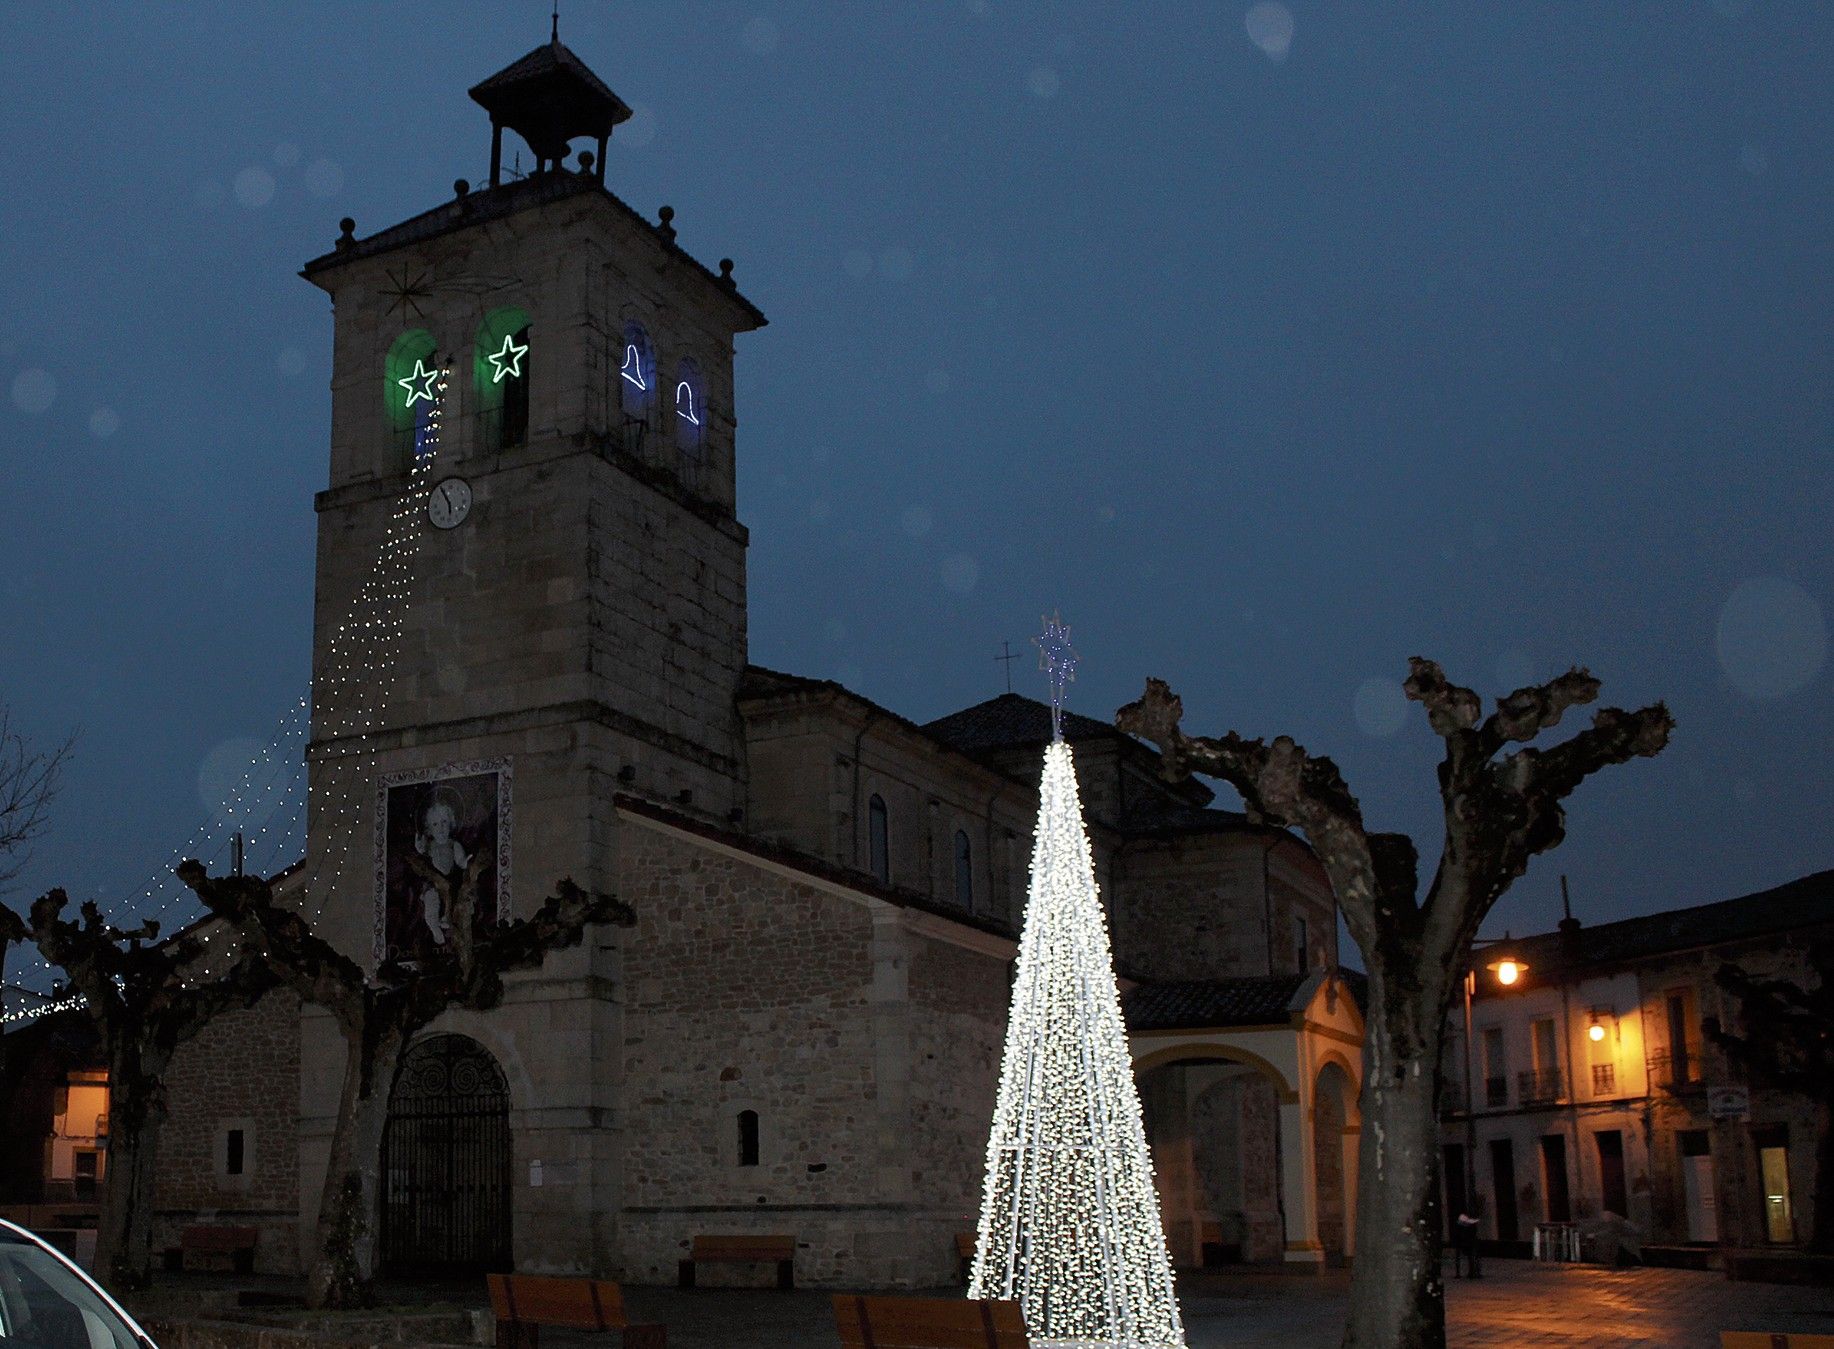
top-left (1124, 975), bottom-right (1313, 1031)
top-left (922, 693), bottom-right (1122, 753)
top-left (1118, 797), bottom-right (1253, 836)
top-left (468, 39), bottom-right (626, 110)
top-left (1487, 869), bottom-right (1834, 981)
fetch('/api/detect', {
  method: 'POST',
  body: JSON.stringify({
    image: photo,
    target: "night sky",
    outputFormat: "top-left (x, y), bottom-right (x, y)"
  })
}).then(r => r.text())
top-left (2, 3), bottom-right (1829, 967)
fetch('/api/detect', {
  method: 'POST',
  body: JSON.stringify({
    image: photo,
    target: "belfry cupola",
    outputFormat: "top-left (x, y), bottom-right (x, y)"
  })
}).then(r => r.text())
top-left (468, 18), bottom-right (632, 185)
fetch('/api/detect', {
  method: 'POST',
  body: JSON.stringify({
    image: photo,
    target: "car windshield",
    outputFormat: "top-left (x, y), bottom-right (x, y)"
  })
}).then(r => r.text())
top-left (0, 1232), bottom-right (143, 1349)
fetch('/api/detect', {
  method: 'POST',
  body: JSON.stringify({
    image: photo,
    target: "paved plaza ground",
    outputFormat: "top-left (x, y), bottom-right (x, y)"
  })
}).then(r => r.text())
top-left (600, 1262), bottom-right (1834, 1348)
top-left (138, 1259), bottom-right (1834, 1348)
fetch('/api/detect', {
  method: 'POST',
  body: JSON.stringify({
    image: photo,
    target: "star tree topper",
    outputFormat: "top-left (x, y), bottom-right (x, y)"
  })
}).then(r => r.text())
top-left (486, 332), bottom-right (528, 384)
top-left (1034, 611), bottom-right (1078, 740)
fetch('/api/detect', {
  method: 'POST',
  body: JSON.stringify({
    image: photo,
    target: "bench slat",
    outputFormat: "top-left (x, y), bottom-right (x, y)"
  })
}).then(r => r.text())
top-left (834, 1295), bottom-right (1028, 1349)
top-left (689, 1234), bottom-right (795, 1259)
top-left (488, 1274), bottom-right (633, 1333)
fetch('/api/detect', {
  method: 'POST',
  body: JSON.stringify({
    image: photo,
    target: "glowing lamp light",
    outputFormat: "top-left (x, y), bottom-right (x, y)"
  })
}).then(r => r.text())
top-left (1588, 1022), bottom-right (1607, 1042)
top-left (1491, 957), bottom-right (1524, 986)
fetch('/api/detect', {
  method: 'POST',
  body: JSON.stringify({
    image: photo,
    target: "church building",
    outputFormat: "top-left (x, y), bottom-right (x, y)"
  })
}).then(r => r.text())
top-left (6, 33), bottom-right (1364, 1286)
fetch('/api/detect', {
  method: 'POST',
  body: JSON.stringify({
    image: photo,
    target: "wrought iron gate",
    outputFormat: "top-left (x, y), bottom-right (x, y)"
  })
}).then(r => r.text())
top-left (380, 1034), bottom-right (511, 1274)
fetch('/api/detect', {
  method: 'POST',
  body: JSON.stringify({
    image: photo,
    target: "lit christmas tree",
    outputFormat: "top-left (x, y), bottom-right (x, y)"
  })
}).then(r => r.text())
top-left (969, 617), bottom-right (1186, 1349)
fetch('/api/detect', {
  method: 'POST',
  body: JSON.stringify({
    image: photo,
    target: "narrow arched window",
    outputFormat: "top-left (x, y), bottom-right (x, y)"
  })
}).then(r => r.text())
top-left (954, 830), bottom-right (973, 911)
top-left (737, 1109), bottom-right (760, 1167)
top-left (868, 795), bottom-right (890, 886)
top-left (475, 307), bottom-right (531, 451)
top-left (384, 329), bottom-right (439, 468)
top-left (618, 321), bottom-right (653, 432)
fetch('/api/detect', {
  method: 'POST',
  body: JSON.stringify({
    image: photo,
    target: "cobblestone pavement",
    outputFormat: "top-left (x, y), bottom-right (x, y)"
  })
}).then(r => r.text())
top-left (604, 1260), bottom-right (1834, 1348)
top-left (145, 1260), bottom-right (1834, 1348)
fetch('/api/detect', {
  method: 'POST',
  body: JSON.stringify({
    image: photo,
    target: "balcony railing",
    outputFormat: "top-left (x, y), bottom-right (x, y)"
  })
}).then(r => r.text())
top-left (1517, 1069), bottom-right (1564, 1106)
top-left (1648, 1049), bottom-right (1703, 1091)
top-left (1485, 1076), bottom-right (1509, 1108)
top-left (1590, 1063), bottom-right (1617, 1095)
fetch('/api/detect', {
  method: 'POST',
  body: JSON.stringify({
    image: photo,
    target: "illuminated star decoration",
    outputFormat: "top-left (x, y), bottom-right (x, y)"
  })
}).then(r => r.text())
top-left (1033, 612), bottom-right (1078, 740)
top-left (380, 266), bottom-right (431, 320)
top-left (486, 332), bottom-right (528, 384)
top-left (397, 358), bottom-right (442, 407)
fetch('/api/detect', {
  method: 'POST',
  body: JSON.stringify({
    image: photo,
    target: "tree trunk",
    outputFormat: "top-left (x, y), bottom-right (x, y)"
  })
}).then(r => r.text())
top-left (95, 1049), bottom-right (167, 1293)
top-left (1343, 974), bottom-right (1450, 1349)
top-left (306, 1020), bottom-right (407, 1309)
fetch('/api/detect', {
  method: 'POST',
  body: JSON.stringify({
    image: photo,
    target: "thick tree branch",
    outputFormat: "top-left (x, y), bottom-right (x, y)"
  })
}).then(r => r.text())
top-left (1117, 678), bottom-right (1420, 964)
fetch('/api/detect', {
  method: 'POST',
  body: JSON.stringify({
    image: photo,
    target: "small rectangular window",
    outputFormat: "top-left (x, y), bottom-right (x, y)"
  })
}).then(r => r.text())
top-left (1293, 915), bottom-right (1309, 972)
top-left (737, 1110), bottom-right (759, 1168)
top-left (226, 1128), bottom-right (246, 1177)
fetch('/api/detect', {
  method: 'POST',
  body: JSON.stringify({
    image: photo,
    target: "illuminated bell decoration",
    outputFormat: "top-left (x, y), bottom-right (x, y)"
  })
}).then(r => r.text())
top-left (968, 737), bottom-right (1186, 1349)
top-left (620, 343), bottom-right (647, 390)
top-left (675, 380), bottom-right (700, 425)
top-left (398, 358), bottom-right (442, 406)
top-left (486, 332), bottom-right (528, 384)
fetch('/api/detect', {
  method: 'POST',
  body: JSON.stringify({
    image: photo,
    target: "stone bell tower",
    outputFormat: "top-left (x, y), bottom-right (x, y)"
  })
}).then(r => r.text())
top-left (300, 29), bottom-right (767, 958)
top-left (291, 33), bottom-right (766, 1270)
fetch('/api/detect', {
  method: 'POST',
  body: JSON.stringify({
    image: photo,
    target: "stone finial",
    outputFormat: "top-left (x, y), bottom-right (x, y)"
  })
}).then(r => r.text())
top-left (718, 258), bottom-right (735, 287)
top-left (577, 150), bottom-right (594, 177)
top-left (336, 217), bottom-right (356, 250)
top-left (454, 178), bottom-right (470, 198)
top-left (658, 205), bottom-right (676, 241)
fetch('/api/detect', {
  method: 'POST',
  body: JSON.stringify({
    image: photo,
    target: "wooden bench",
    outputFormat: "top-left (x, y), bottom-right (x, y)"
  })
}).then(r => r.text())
top-left (955, 1232), bottom-right (977, 1284)
top-left (179, 1224), bottom-right (258, 1274)
top-left (834, 1294), bottom-right (1028, 1349)
top-left (677, 1233), bottom-right (796, 1289)
top-left (487, 1273), bottom-right (665, 1349)
top-left (1722, 1336), bottom-right (1834, 1348)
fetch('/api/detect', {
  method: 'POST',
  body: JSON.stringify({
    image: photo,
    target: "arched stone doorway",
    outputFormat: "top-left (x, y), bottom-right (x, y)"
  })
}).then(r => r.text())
top-left (1312, 1058), bottom-right (1358, 1263)
top-left (1135, 1050), bottom-right (1295, 1268)
top-left (381, 1033), bottom-right (512, 1274)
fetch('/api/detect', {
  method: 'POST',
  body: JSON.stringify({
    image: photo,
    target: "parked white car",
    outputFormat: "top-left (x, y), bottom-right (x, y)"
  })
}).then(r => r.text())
top-left (0, 1219), bottom-right (155, 1349)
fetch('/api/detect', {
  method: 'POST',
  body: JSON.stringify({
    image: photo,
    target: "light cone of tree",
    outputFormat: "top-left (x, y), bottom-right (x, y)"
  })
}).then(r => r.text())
top-left (969, 739), bottom-right (1186, 1349)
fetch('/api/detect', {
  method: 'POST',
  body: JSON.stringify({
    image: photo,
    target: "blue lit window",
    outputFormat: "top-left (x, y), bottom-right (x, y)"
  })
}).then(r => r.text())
top-left (619, 322), bottom-right (653, 419)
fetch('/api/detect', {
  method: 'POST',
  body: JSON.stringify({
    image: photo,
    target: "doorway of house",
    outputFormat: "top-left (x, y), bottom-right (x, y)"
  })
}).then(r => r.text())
top-left (1489, 1138), bottom-right (1519, 1243)
top-left (1679, 1129), bottom-right (1717, 1243)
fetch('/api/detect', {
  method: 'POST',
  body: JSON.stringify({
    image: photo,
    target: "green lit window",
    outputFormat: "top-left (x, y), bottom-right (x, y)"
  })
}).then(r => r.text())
top-left (475, 307), bottom-right (531, 451)
top-left (384, 329), bottom-right (439, 467)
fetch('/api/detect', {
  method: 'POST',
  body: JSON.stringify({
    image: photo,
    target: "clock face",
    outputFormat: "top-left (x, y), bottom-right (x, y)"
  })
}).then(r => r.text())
top-left (428, 477), bottom-right (472, 530)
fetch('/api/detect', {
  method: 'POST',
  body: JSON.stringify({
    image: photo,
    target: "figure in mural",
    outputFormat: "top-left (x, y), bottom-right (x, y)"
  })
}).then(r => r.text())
top-left (413, 789), bottom-right (470, 947)
top-left (379, 764), bottom-right (507, 965)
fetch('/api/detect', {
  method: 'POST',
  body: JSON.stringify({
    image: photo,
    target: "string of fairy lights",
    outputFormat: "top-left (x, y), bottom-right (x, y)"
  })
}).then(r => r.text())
top-left (2, 366), bottom-right (452, 1016)
top-left (968, 618), bottom-right (1185, 1349)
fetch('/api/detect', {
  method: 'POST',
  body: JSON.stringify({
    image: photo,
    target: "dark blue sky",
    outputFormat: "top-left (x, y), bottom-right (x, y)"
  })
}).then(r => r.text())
top-left (2, 3), bottom-right (1829, 955)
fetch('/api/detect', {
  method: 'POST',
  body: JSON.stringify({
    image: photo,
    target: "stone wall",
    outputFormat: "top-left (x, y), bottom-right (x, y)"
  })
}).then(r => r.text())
top-left (614, 815), bottom-right (896, 1286)
top-left (905, 930), bottom-right (1010, 1282)
top-left (1114, 837), bottom-right (1267, 981)
top-left (153, 988), bottom-right (303, 1274)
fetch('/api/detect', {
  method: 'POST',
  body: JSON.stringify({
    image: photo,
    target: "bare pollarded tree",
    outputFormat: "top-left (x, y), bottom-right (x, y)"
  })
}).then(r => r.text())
top-left (0, 705), bottom-right (73, 895)
top-left (1118, 659), bottom-right (1671, 1349)
top-left (14, 892), bottom-right (276, 1291)
top-left (179, 858), bottom-right (635, 1309)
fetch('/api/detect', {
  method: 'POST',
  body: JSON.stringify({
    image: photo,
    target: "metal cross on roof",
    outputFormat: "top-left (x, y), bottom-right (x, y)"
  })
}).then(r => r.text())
top-left (1033, 612), bottom-right (1078, 740)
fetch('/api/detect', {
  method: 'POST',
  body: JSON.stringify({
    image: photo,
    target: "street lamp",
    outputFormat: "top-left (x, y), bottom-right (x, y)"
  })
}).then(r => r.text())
top-left (1459, 940), bottom-right (1526, 1280)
